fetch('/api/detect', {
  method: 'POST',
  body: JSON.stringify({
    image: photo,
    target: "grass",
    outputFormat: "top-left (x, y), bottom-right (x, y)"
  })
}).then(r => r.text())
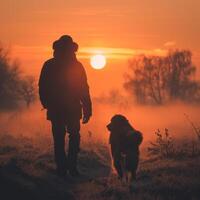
top-left (0, 131), bottom-right (200, 200)
top-left (148, 128), bottom-right (200, 159)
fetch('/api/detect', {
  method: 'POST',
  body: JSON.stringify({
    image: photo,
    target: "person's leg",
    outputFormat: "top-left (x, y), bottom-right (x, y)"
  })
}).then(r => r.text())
top-left (51, 120), bottom-right (67, 176)
top-left (66, 119), bottom-right (81, 176)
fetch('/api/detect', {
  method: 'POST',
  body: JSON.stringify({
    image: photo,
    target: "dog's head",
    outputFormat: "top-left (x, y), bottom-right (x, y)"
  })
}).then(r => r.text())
top-left (107, 114), bottom-right (131, 133)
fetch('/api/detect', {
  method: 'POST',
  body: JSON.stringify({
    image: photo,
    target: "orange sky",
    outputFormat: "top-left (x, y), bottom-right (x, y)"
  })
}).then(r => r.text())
top-left (0, 0), bottom-right (200, 96)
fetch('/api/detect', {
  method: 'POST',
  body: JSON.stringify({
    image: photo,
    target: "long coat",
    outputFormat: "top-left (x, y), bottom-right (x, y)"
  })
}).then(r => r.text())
top-left (38, 57), bottom-right (92, 122)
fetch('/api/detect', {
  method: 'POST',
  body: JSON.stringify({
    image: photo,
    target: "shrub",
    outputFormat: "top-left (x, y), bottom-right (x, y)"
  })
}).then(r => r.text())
top-left (148, 129), bottom-right (175, 158)
top-left (148, 128), bottom-right (200, 159)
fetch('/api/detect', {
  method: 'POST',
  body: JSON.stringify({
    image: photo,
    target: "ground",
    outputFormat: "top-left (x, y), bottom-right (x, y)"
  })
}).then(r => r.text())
top-left (0, 133), bottom-right (200, 200)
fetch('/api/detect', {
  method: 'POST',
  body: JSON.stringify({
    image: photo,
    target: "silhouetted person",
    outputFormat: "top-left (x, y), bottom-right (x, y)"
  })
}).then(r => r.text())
top-left (39, 35), bottom-right (92, 177)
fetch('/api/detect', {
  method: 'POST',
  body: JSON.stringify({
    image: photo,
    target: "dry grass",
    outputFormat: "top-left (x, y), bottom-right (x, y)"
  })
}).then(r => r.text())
top-left (148, 127), bottom-right (200, 159)
top-left (0, 132), bottom-right (200, 200)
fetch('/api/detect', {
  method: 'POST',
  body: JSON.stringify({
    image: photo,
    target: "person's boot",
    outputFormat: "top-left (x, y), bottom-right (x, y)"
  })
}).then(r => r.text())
top-left (55, 157), bottom-right (68, 177)
top-left (56, 166), bottom-right (67, 177)
top-left (69, 167), bottom-right (80, 177)
top-left (68, 152), bottom-right (81, 177)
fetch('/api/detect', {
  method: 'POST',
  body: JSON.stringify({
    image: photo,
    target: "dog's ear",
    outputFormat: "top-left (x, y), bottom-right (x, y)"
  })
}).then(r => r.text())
top-left (107, 123), bottom-right (113, 131)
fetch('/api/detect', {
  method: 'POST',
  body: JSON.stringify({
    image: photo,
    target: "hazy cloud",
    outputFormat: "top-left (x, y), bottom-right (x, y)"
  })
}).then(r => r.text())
top-left (11, 45), bottom-right (168, 61)
top-left (164, 41), bottom-right (176, 47)
top-left (79, 47), bottom-right (167, 59)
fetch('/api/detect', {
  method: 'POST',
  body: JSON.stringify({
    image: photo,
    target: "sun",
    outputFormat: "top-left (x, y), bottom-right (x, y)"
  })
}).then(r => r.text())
top-left (90, 54), bottom-right (106, 69)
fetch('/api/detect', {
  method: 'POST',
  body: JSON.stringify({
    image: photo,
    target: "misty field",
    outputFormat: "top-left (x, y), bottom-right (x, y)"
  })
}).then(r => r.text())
top-left (0, 114), bottom-right (200, 200)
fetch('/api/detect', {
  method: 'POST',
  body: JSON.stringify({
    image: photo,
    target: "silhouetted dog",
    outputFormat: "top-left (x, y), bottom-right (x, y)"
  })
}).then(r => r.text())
top-left (107, 115), bottom-right (143, 184)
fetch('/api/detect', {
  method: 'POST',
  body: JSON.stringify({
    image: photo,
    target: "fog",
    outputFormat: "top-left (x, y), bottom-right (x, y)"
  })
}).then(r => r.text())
top-left (0, 100), bottom-right (199, 147)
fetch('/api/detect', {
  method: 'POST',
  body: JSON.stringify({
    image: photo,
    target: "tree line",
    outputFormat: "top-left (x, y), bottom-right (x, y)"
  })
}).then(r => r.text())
top-left (124, 50), bottom-right (200, 104)
top-left (0, 46), bottom-right (36, 110)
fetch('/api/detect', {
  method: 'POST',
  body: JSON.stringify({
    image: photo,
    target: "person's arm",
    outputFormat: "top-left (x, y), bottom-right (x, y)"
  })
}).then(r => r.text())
top-left (79, 63), bottom-right (92, 123)
top-left (38, 62), bottom-right (49, 109)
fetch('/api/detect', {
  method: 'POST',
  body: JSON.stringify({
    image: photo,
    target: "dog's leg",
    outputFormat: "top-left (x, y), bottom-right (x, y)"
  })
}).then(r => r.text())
top-left (113, 159), bottom-right (123, 179)
top-left (121, 154), bottom-right (130, 185)
top-left (124, 170), bottom-right (128, 183)
top-left (111, 145), bottom-right (123, 180)
top-left (129, 170), bottom-right (137, 193)
top-left (131, 171), bottom-right (136, 182)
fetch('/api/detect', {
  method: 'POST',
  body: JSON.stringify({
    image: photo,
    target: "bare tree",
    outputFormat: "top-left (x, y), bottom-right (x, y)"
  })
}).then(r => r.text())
top-left (18, 76), bottom-right (36, 107)
top-left (0, 45), bottom-right (36, 110)
top-left (124, 50), bottom-right (200, 104)
top-left (166, 50), bottom-right (198, 101)
top-left (0, 46), bottom-right (22, 109)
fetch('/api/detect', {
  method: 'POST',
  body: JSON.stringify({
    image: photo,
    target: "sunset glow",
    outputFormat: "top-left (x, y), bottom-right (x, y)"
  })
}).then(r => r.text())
top-left (0, 1), bottom-right (200, 198)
